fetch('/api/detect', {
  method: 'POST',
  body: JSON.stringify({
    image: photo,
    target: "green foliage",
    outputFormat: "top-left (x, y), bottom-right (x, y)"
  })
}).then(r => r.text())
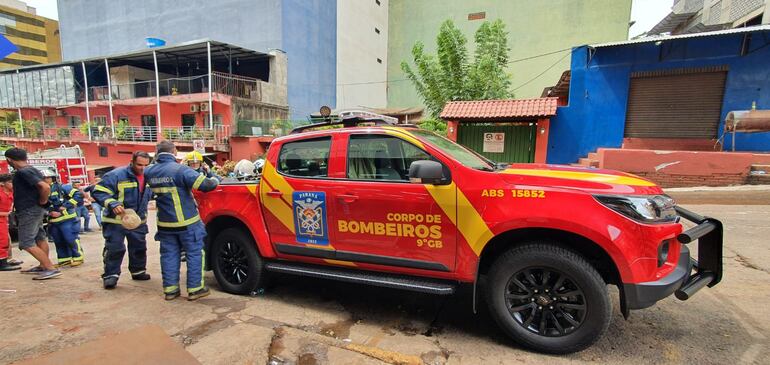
top-left (23, 120), bottom-right (41, 138)
top-left (418, 118), bottom-right (447, 135)
top-left (57, 128), bottom-right (71, 139)
top-left (115, 119), bottom-right (130, 140)
top-left (271, 119), bottom-right (294, 136)
top-left (401, 19), bottom-right (513, 117)
top-left (162, 129), bottom-right (179, 140)
top-left (79, 121), bottom-right (91, 136)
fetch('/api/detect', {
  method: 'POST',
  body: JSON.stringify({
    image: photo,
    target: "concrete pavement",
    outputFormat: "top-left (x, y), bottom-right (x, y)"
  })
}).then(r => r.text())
top-left (1, 204), bottom-right (768, 364)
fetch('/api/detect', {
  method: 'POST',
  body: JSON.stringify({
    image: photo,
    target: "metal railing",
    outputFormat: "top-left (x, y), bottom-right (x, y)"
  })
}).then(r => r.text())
top-left (115, 126), bottom-right (158, 142)
top-left (212, 72), bottom-right (262, 100)
top-left (79, 73), bottom-right (266, 103)
top-left (1, 123), bottom-right (229, 145)
top-left (42, 127), bottom-right (89, 141)
top-left (161, 125), bottom-right (230, 144)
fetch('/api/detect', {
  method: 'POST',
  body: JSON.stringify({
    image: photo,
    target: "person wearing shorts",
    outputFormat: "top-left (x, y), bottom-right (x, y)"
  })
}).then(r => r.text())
top-left (4, 148), bottom-right (61, 280)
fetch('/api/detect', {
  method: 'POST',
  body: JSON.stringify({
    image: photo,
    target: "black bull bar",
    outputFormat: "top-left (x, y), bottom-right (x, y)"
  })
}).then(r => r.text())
top-left (674, 206), bottom-right (724, 300)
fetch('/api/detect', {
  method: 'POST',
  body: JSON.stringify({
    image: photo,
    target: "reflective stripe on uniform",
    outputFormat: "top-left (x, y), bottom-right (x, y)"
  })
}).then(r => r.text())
top-left (104, 198), bottom-right (118, 206)
top-left (49, 211), bottom-right (77, 223)
top-left (187, 249), bottom-right (206, 293)
top-left (152, 186), bottom-right (187, 225)
top-left (117, 181), bottom-right (138, 203)
top-left (94, 185), bottom-right (115, 195)
top-left (163, 285), bottom-right (179, 294)
top-left (193, 174), bottom-right (206, 190)
top-left (191, 174), bottom-right (206, 190)
top-left (157, 215), bottom-right (201, 228)
top-left (74, 239), bottom-right (84, 259)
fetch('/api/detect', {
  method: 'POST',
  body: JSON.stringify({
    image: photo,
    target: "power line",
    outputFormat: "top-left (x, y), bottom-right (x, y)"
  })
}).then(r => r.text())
top-left (331, 47), bottom-right (574, 87)
top-left (506, 47), bottom-right (572, 64)
top-left (512, 51), bottom-right (571, 92)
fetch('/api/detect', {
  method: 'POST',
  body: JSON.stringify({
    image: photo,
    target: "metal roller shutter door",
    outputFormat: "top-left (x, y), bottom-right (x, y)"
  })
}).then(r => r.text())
top-left (624, 69), bottom-right (727, 138)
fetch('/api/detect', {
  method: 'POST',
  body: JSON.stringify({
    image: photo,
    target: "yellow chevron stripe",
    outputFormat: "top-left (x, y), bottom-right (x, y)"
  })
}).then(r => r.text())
top-left (381, 127), bottom-right (425, 149)
top-left (426, 182), bottom-right (494, 256)
top-left (502, 168), bottom-right (656, 187)
top-left (260, 160), bottom-right (295, 233)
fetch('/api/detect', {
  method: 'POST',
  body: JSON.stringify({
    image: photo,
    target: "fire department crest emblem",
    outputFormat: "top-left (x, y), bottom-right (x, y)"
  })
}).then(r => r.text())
top-left (292, 191), bottom-right (329, 245)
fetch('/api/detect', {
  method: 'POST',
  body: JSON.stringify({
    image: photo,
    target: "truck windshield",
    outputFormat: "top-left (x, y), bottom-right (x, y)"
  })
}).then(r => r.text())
top-left (410, 129), bottom-right (495, 171)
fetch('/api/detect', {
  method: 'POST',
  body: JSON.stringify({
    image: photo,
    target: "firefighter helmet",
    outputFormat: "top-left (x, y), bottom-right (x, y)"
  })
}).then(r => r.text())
top-left (185, 151), bottom-right (204, 165)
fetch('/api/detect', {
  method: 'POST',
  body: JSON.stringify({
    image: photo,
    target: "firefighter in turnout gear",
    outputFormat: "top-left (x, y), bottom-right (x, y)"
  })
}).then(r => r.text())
top-left (92, 151), bottom-right (153, 289)
top-left (184, 151), bottom-right (219, 180)
top-left (43, 169), bottom-right (84, 267)
top-left (145, 141), bottom-right (219, 300)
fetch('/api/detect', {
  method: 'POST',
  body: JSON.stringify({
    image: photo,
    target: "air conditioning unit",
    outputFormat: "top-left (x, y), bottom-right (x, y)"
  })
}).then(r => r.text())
top-left (55, 110), bottom-right (65, 117)
top-left (190, 104), bottom-right (199, 113)
top-left (200, 102), bottom-right (210, 112)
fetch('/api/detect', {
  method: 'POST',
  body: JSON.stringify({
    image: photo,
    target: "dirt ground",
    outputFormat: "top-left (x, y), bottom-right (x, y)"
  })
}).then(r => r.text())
top-left (1, 203), bottom-right (768, 365)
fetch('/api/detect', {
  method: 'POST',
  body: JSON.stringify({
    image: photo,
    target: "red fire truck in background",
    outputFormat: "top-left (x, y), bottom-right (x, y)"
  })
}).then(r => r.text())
top-left (0, 145), bottom-right (90, 184)
top-left (1, 145), bottom-right (90, 239)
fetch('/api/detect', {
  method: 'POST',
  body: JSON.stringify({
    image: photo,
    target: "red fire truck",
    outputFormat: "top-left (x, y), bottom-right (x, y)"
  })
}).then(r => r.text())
top-left (196, 113), bottom-right (723, 354)
top-left (0, 145), bottom-right (90, 184)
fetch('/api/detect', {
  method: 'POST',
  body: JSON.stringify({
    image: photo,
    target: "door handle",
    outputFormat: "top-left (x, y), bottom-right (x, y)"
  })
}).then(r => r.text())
top-left (337, 194), bottom-right (358, 203)
top-left (266, 190), bottom-right (283, 198)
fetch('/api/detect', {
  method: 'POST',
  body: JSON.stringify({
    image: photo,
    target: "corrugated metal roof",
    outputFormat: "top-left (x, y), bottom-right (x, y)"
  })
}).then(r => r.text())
top-left (0, 39), bottom-right (271, 74)
top-left (440, 98), bottom-right (558, 120)
top-left (592, 24), bottom-right (770, 48)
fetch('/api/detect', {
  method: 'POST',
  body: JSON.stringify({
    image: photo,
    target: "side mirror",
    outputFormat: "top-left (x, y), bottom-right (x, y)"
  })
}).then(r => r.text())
top-left (408, 160), bottom-right (444, 185)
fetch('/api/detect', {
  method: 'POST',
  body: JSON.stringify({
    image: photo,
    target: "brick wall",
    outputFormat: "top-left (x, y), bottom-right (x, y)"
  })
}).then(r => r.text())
top-left (598, 148), bottom-right (756, 188)
top-left (631, 171), bottom-right (747, 188)
top-left (729, 0), bottom-right (765, 21)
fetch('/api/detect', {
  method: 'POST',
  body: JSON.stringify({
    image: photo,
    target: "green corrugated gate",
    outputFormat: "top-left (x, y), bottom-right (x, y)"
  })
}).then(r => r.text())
top-left (457, 123), bottom-right (536, 163)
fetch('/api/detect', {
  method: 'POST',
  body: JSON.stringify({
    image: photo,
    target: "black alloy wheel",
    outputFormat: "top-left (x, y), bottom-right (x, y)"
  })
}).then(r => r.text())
top-left (219, 240), bottom-right (249, 285)
top-left (505, 267), bottom-right (587, 337)
top-left (485, 243), bottom-right (611, 354)
top-left (211, 227), bottom-right (265, 294)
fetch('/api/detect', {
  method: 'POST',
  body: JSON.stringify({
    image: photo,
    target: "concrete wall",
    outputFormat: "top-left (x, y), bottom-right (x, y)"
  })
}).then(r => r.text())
top-left (58, 0), bottom-right (335, 120)
top-left (387, 0), bottom-right (632, 111)
top-left (280, 0), bottom-right (337, 119)
top-left (336, 0), bottom-right (388, 109)
top-left (58, 0), bottom-right (284, 61)
top-left (547, 29), bottom-right (770, 164)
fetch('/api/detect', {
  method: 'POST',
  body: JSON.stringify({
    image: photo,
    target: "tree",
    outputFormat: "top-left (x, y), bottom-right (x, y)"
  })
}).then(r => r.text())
top-left (401, 19), bottom-right (513, 118)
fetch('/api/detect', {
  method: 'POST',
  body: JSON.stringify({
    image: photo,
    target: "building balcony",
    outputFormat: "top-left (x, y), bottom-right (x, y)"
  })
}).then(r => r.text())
top-left (81, 72), bottom-right (273, 104)
top-left (0, 124), bottom-right (231, 147)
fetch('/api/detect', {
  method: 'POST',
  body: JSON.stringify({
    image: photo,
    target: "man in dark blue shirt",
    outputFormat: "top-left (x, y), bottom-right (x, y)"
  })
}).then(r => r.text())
top-left (4, 148), bottom-right (61, 280)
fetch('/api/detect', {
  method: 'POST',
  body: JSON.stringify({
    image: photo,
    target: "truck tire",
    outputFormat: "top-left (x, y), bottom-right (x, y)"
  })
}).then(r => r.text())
top-left (485, 243), bottom-right (611, 354)
top-left (211, 227), bottom-right (265, 295)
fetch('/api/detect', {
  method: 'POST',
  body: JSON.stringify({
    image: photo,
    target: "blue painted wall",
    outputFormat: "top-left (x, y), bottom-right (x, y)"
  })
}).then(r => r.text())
top-left (548, 29), bottom-right (770, 164)
top-left (281, 0), bottom-right (337, 119)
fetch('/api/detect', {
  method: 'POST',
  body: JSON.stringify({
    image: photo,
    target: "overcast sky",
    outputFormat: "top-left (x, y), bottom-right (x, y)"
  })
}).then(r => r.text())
top-left (26, 0), bottom-right (672, 39)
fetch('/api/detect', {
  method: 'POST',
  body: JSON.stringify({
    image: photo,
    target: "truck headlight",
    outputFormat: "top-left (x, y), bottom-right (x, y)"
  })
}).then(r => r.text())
top-left (594, 195), bottom-right (678, 224)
